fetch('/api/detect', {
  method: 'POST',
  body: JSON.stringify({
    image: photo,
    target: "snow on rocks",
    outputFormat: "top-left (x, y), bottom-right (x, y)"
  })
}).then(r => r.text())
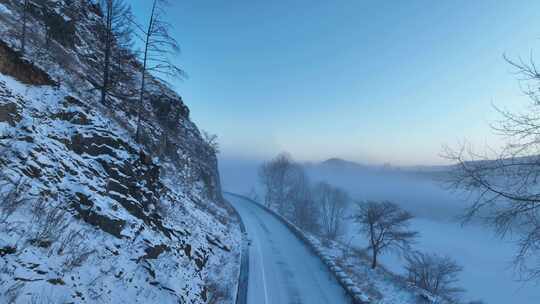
top-left (0, 1), bottom-right (241, 303)
top-left (0, 71), bottom-right (239, 304)
top-left (0, 3), bottom-right (11, 14)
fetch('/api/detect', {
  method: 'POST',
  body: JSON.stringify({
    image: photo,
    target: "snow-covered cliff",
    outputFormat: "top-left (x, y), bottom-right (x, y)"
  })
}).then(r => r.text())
top-left (0, 1), bottom-right (240, 303)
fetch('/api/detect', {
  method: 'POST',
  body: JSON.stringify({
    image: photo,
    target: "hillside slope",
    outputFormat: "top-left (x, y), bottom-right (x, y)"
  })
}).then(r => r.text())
top-left (0, 1), bottom-right (240, 303)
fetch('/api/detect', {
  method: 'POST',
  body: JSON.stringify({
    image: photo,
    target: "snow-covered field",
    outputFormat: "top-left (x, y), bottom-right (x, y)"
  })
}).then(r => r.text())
top-left (310, 164), bottom-right (540, 304)
top-left (220, 157), bottom-right (540, 304)
top-left (344, 216), bottom-right (535, 304)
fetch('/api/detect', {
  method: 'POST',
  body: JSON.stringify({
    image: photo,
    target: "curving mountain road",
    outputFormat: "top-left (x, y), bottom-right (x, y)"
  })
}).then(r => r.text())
top-left (225, 193), bottom-right (350, 304)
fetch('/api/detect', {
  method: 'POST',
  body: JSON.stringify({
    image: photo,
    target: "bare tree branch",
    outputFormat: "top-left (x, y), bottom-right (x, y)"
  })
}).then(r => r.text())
top-left (350, 200), bottom-right (418, 269)
top-left (443, 53), bottom-right (540, 281)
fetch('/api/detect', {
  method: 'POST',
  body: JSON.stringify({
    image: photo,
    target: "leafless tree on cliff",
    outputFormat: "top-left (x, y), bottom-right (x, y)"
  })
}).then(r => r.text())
top-left (98, 0), bottom-right (133, 105)
top-left (135, 0), bottom-right (185, 143)
top-left (202, 131), bottom-right (220, 154)
top-left (19, 0), bottom-right (30, 54)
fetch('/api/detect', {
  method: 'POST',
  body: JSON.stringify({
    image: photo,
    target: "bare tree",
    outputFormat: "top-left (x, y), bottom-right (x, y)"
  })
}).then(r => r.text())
top-left (135, 0), bottom-right (185, 143)
top-left (258, 153), bottom-right (294, 212)
top-left (314, 182), bottom-right (348, 239)
top-left (58, 229), bottom-right (96, 272)
top-left (29, 194), bottom-right (69, 248)
top-left (351, 201), bottom-right (417, 269)
top-left (404, 251), bottom-right (464, 301)
top-left (98, 0), bottom-right (133, 105)
top-left (0, 176), bottom-right (30, 224)
top-left (202, 131), bottom-right (220, 154)
top-left (0, 139), bottom-right (29, 224)
top-left (258, 154), bottom-right (319, 232)
top-left (286, 165), bottom-right (320, 233)
top-left (443, 54), bottom-right (540, 281)
top-left (20, 0), bottom-right (30, 54)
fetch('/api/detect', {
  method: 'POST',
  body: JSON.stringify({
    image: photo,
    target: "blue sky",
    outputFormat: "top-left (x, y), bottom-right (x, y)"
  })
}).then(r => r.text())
top-left (132, 1), bottom-right (540, 165)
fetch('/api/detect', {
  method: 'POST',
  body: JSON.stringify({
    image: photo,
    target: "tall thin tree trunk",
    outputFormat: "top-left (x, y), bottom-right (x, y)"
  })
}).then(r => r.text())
top-left (136, 0), bottom-right (157, 143)
top-left (101, 1), bottom-right (113, 105)
top-left (370, 223), bottom-right (378, 269)
top-left (21, 0), bottom-right (28, 54)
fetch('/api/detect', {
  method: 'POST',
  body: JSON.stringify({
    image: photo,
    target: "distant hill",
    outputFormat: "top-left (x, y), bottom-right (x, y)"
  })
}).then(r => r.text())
top-left (320, 158), bottom-right (370, 170)
top-left (306, 158), bottom-right (454, 182)
top-left (317, 157), bottom-right (453, 173)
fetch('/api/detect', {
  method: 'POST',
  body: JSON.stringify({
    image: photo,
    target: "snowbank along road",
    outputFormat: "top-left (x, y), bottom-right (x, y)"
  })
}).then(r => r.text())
top-left (225, 193), bottom-right (351, 304)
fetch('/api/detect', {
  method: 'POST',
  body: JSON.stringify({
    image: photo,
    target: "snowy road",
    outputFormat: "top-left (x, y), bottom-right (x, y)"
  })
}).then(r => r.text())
top-left (225, 193), bottom-right (350, 304)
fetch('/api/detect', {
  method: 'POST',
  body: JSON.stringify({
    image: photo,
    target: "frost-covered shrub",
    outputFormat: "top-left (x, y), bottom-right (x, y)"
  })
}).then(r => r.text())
top-left (404, 251), bottom-right (464, 301)
top-left (0, 176), bottom-right (29, 223)
top-left (28, 193), bottom-right (70, 250)
top-left (57, 228), bottom-right (96, 271)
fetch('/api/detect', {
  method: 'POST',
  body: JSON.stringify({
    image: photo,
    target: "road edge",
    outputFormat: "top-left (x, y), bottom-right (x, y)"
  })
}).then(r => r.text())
top-left (224, 191), bottom-right (369, 304)
top-left (223, 194), bottom-right (249, 304)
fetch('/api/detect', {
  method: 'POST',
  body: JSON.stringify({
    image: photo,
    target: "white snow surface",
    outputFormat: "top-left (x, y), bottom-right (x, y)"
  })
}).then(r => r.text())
top-left (220, 158), bottom-right (540, 304)
top-left (0, 1), bottom-right (241, 303)
top-left (0, 70), bottom-right (240, 304)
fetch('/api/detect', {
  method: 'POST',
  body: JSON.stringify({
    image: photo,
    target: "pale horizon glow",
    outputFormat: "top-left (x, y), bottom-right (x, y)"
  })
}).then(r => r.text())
top-left (131, 1), bottom-right (540, 166)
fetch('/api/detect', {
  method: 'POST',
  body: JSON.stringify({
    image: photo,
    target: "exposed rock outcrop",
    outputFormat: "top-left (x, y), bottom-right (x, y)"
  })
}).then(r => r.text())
top-left (0, 1), bottom-right (240, 303)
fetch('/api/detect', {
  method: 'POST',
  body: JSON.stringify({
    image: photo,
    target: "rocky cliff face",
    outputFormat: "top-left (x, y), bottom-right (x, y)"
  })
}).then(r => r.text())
top-left (0, 1), bottom-right (240, 303)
